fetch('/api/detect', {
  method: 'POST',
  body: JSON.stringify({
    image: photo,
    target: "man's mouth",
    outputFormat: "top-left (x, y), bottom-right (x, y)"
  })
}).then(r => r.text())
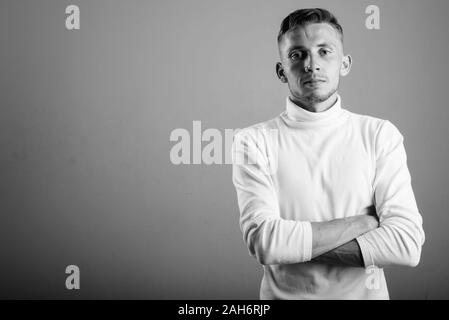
top-left (303, 79), bottom-right (326, 87)
top-left (302, 78), bottom-right (326, 85)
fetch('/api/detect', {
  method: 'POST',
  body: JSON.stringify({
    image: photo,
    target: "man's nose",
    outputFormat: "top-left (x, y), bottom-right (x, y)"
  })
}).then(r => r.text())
top-left (304, 54), bottom-right (320, 72)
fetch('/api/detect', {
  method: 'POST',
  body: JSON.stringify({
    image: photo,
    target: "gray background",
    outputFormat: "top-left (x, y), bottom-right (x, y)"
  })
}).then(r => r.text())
top-left (1, 0), bottom-right (448, 299)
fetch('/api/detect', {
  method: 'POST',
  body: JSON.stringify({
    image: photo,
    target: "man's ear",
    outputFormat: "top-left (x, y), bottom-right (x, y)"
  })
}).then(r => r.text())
top-left (340, 54), bottom-right (352, 77)
top-left (276, 62), bottom-right (288, 83)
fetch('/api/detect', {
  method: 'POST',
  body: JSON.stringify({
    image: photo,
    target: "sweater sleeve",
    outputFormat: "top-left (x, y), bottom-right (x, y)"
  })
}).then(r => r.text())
top-left (231, 128), bottom-right (313, 265)
top-left (356, 120), bottom-right (425, 268)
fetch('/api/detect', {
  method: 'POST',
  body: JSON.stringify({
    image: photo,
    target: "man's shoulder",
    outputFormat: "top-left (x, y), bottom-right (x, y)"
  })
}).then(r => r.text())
top-left (346, 110), bottom-right (404, 142)
top-left (347, 109), bottom-right (395, 133)
top-left (347, 109), bottom-right (385, 127)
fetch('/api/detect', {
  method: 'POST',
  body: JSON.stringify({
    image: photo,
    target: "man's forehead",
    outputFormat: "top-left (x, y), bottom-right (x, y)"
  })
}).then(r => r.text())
top-left (280, 23), bottom-right (342, 49)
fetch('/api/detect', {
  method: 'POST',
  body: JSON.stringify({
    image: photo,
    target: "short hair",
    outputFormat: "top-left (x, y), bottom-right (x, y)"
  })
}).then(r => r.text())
top-left (277, 8), bottom-right (344, 44)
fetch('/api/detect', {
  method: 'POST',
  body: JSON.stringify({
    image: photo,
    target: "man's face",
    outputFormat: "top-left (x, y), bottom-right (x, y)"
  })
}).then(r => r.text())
top-left (277, 23), bottom-right (351, 105)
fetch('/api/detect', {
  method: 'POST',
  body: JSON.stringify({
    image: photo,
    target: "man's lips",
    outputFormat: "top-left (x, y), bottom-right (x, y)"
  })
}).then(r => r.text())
top-left (302, 78), bottom-right (326, 85)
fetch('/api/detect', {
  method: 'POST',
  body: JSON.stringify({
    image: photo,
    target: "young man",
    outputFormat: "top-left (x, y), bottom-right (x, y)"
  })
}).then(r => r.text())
top-left (231, 8), bottom-right (425, 299)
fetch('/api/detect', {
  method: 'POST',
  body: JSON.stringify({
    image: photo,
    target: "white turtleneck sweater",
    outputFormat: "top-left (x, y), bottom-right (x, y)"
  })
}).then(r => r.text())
top-left (231, 94), bottom-right (425, 299)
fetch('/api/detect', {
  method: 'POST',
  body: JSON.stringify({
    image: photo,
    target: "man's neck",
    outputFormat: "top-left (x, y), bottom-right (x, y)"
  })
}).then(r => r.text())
top-left (290, 92), bottom-right (338, 113)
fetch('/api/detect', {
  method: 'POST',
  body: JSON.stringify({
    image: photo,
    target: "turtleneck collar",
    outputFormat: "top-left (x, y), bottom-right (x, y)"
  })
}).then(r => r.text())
top-left (280, 94), bottom-right (347, 128)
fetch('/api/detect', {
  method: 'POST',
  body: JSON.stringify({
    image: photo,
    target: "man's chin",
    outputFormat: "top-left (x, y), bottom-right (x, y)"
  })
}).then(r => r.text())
top-left (303, 92), bottom-right (331, 103)
top-left (301, 88), bottom-right (337, 103)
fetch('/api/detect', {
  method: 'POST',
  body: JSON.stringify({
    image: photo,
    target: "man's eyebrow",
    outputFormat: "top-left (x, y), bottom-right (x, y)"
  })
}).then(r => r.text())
top-left (287, 43), bottom-right (336, 53)
top-left (317, 42), bottom-right (336, 48)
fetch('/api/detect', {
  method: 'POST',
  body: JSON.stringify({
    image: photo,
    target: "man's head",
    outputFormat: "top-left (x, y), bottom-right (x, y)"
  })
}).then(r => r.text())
top-left (276, 8), bottom-right (352, 107)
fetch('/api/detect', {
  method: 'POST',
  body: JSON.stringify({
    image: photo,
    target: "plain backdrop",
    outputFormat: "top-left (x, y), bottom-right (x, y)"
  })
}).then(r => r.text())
top-left (1, 0), bottom-right (448, 299)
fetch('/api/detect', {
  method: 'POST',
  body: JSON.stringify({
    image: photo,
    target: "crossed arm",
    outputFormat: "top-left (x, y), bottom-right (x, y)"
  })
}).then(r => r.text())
top-left (232, 130), bottom-right (379, 268)
top-left (309, 209), bottom-right (379, 268)
top-left (307, 121), bottom-right (425, 267)
top-left (232, 121), bottom-right (424, 269)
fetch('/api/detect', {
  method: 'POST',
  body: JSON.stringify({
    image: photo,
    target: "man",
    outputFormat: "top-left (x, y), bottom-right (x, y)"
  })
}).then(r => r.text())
top-left (231, 8), bottom-right (425, 299)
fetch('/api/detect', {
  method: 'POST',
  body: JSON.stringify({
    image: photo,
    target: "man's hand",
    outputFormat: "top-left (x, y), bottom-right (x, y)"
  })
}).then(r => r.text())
top-left (363, 204), bottom-right (379, 230)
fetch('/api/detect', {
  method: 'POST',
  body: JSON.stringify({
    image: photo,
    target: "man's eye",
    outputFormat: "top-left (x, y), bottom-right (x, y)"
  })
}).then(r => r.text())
top-left (320, 49), bottom-right (332, 56)
top-left (290, 52), bottom-right (304, 60)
